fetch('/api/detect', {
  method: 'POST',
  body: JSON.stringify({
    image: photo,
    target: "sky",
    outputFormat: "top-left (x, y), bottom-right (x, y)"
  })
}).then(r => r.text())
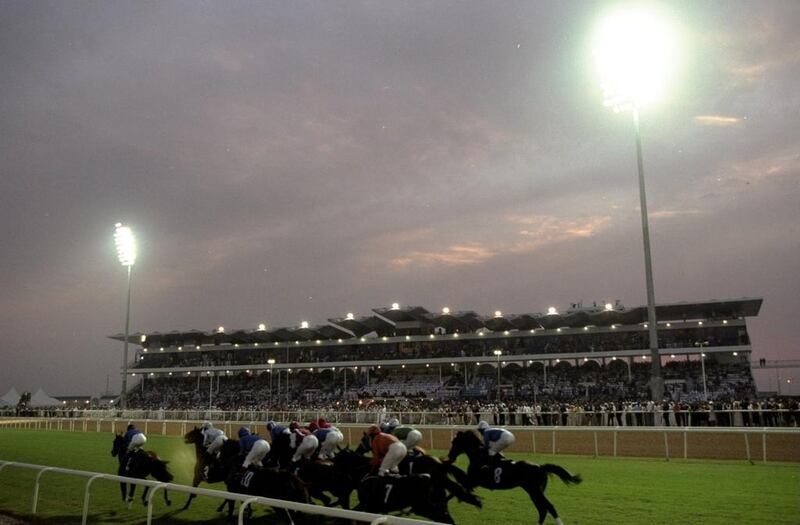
top-left (1, 0), bottom-right (798, 397)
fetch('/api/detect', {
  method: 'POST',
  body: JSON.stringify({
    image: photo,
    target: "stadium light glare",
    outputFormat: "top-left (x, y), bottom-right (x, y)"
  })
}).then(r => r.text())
top-left (604, 303), bottom-right (613, 311)
top-left (547, 307), bottom-right (558, 315)
top-left (494, 310), bottom-right (503, 318)
top-left (113, 222), bottom-right (136, 411)
top-left (346, 312), bottom-right (354, 320)
top-left (258, 323), bottom-right (266, 331)
top-left (300, 321), bottom-right (309, 329)
top-left (442, 307), bottom-right (450, 314)
top-left (391, 302), bottom-right (400, 310)
top-left (592, 5), bottom-right (679, 111)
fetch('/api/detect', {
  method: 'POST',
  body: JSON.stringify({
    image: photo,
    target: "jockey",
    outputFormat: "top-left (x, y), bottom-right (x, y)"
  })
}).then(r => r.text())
top-left (202, 422), bottom-right (227, 458)
top-left (477, 420), bottom-right (515, 462)
top-left (238, 426), bottom-right (270, 469)
top-left (380, 417), bottom-right (400, 434)
top-left (390, 424), bottom-right (423, 453)
top-left (312, 424), bottom-right (344, 460)
top-left (123, 424), bottom-right (147, 454)
top-left (366, 424), bottom-right (407, 476)
top-left (317, 417), bottom-right (332, 429)
top-left (265, 420), bottom-right (289, 443)
top-left (289, 422), bottom-right (318, 463)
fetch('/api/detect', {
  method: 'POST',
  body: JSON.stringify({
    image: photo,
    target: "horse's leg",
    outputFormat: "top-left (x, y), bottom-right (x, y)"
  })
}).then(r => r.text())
top-left (163, 487), bottom-right (171, 506)
top-left (525, 486), bottom-right (550, 525)
top-left (119, 482), bottom-right (126, 502)
top-left (141, 485), bottom-right (149, 506)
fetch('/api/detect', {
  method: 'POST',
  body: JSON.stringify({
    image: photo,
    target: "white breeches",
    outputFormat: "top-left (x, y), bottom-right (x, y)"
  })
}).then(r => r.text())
top-left (128, 433), bottom-right (147, 452)
top-left (379, 442), bottom-right (407, 475)
top-left (243, 439), bottom-right (270, 468)
top-left (206, 435), bottom-right (226, 456)
top-left (319, 431), bottom-right (343, 459)
top-left (402, 430), bottom-right (423, 450)
top-left (292, 435), bottom-right (319, 462)
top-left (488, 432), bottom-right (515, 456)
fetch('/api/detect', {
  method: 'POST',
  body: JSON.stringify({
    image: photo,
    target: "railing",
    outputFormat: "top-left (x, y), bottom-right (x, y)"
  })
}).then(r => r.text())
top-left (3, 408), bottom-right (799, 428)
top-left (0, 460), bottom-right (446, 525)
top-left (3, 418), bottom-right (799, 462)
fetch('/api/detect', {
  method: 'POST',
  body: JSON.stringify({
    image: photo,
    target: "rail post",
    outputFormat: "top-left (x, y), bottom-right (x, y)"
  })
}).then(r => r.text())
top-left (146, 483), bottom-right (168, 524)
top-left (593, 431), bottom-right (599, 458)
top-left (81, 474), bottom-right (106, 525)
top-left (32, 466), bottom-right (54, 514)
top-left (238, 496), bottom-right (260, 525)
top-left (664, 431), bottom-right (670, 461)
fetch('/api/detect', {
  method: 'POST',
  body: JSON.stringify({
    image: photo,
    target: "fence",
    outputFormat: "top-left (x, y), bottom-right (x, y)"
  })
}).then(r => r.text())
top-left (3, 407), bottom-right (799, 428)
top-left (0, 460), bottom-right (446, 525)
top-left (2, 417), bottom-right (799, 462)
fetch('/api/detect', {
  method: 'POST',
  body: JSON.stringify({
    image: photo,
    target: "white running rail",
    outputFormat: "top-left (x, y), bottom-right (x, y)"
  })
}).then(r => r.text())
top-left (0, 460), bottom-right (447, 525)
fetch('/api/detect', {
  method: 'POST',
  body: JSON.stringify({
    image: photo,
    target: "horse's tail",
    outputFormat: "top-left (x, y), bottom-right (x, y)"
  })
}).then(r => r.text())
top-left (150, 457), bottom-right (174, 483)
top-left (541, 464), bottom-right (582, 485)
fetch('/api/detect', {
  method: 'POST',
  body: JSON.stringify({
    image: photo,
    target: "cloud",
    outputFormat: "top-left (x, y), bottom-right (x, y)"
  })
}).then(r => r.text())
top-left (694, 115), bottom-right (742, 127)
top-left (382, 215), bottom-right (612, 269)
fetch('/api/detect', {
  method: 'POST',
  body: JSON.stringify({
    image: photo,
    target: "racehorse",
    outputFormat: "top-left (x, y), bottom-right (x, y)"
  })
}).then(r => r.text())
top-left (356, 473), bottom-right (455, 524)
top-left (208, 438), bottom-right (310, 522)
top-left (446, 430), bottom-right (581, 525)
top-left (180, 426), bottom-right (225, 510)
top-left (268, 431), bottom-right (355, 508)
top-left (111, 434), bottom-right (173, 508)
top-left (354, 432), bottom-right (481, 508)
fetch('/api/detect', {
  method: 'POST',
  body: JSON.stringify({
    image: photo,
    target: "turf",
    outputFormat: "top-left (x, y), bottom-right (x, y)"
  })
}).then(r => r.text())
top-left (0, 428), bottom-right (798, 524)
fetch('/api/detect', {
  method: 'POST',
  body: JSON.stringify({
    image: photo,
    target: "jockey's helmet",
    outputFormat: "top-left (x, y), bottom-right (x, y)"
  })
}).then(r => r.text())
top-left (127, 424), bottom-right (135, 431)
top-left (317, 417), bottom-right (330, 428)
top-left (308, 421), bottom-right (319, 432)
top-left (388, 417), bottom-right (399, 427)
top-left (367, 424), bottom-right (381, 436)
top-left (289, 421), bottom-right (300, 431)
top-left (266, 421), bottom-right (276, 431)
top-left (201, 421), bottom-right (212, 430)
top-left (238, 426), bottom-right (251, 438)
top-left (477, 420), bottom-right (490, 432)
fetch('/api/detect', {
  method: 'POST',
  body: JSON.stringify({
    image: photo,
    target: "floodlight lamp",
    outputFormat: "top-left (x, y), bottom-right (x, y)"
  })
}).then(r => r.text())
top-left (300, 321), bottom-right (309, 329)
top-left (346, 312), bottom-right (355, 320)
top-left (218, 326), bottom-right (225, 333)
top-left (547, 307), bottom-right (558, 315)
top-left (593, 5), bottom-right (679, 111)
top-left (493, 349), bottom-right (502, 356)
top-left (605, 303), bottom-right (613, 311)
top-left (258, 323), bottom-right (266, 331)
top-left (391, 302), bottom-right (400, 310)
top-left (494, 310), bottom-right (502, 318)
top-left (114, 223), bottom-right (136, 266)
top-left (442, 307), bottom-right (450, 315)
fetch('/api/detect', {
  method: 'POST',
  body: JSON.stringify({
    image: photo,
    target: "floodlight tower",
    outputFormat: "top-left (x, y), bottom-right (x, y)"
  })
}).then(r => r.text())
top-left (593, 6), bottom-right (680, 401)
top-left (114, 223), bottom-right (137, 411)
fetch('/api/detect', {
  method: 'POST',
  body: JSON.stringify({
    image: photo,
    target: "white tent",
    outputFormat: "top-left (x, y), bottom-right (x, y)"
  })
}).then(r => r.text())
top-left (0, 387), bottom-right (20, 407)
top-left (28, 388), bottom-right (61, 407)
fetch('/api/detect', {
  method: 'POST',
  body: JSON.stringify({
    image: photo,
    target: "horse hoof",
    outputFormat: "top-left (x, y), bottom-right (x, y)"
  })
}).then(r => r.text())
top-left (166, 500), bottom-right (172, 506)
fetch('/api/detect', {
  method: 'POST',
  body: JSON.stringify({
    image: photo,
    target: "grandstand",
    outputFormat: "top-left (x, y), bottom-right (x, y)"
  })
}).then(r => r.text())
top-left (113, 297), bottom-right (762, 410)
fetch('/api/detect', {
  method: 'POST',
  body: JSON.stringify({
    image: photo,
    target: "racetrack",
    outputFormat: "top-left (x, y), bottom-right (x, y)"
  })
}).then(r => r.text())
top-left (0, 429), bottom-right (797, 524)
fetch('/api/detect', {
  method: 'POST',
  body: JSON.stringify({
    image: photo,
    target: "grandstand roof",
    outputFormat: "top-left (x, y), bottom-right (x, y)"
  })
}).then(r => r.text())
top-left (110, 297), bottom-right (762, 346)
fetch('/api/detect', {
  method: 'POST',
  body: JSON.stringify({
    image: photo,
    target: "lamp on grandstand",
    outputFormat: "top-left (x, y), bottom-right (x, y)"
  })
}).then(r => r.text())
top-left (113, 222), bottom-right (137, 411)
top-left (695, 341), bottom-right (709, 400)
top-left (267, 358), bottom-right (275, 402)
top-left (493, 349), bottom-right (503, 400)
top-left (592, 6), bottom-right (680, 401)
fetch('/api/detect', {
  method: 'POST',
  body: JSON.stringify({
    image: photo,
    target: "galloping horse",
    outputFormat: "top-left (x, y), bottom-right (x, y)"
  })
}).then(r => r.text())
top-left (446, 430), bottom-right (581, 525)
top-left (181, 426), bottom-right (225, 510)
top-left (208, 438), bottom-right (310, 522)
top-left (357, 472), bottom-right (455, 524)
top-left (111, 434), bottom-right (173, 507)
top-left (355, 432), bottom-right (481, 508)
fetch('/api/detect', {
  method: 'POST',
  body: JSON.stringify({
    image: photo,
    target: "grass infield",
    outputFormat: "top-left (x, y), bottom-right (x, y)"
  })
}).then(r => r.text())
top-left (0, 428), bottom-right (797, 524)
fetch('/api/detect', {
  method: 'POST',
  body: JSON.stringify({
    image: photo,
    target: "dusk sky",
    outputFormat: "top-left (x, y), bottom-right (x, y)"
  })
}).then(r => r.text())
top-left (1, 1), bottom-right (798, 397)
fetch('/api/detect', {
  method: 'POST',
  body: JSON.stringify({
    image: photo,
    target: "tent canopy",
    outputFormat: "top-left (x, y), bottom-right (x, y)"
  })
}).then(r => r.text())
top-left (28, 388), bottom-right (61, 407)
top-left (0, 387), bottom-right (20, 407)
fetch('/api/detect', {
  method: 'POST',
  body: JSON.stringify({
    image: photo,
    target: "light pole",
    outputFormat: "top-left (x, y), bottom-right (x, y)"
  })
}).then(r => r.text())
top-left (695, 341), bottom-right (708, 400)
top-left (267, 359), bottom-right (275, 403)
top-left (114, 223), bottom-right (136, 411)
top-left (493, 349), bottom-right (502, 400)
top-left (593, 6), bottom-right (679, 401)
